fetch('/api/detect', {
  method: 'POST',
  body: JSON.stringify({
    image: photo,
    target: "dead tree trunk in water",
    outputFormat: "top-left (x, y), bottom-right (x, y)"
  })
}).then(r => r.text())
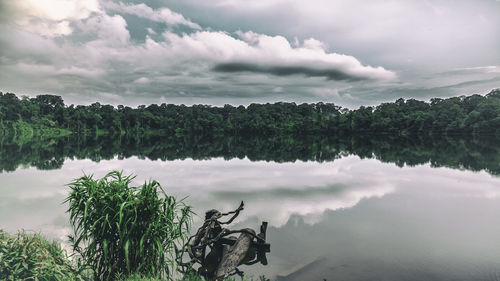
top-left (177, 201), bottom-right (270, 280)
top-left (215, 229), bottom-right (255, 280)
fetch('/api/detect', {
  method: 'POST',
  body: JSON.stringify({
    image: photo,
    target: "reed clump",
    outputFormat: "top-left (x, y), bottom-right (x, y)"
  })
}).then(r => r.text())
top-left (65, 171), bottom-right (192, 280)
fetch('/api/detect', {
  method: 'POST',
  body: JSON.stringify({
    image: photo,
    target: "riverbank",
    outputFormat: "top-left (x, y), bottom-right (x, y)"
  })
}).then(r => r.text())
top-left (0, 229), bottom-right (269, 281)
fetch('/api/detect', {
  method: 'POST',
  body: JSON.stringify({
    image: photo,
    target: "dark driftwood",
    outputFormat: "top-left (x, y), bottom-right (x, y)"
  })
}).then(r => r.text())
top-left (215, 229), bottom-right (255, 279)
top-left (178, 201), bottom-right (270, 280)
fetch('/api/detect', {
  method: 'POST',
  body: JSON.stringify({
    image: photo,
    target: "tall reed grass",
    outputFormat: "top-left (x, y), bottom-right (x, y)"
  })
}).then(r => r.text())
top-left (65, 171), bottom-right (192, 280)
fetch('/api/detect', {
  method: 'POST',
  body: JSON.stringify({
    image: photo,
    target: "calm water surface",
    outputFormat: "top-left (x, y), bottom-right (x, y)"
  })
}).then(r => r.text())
top-left (1, 138), bottom-right (500, 280)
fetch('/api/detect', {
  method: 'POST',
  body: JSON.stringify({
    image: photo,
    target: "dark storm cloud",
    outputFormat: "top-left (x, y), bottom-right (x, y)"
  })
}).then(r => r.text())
top-left (212, 62), bottom-right (366, 81)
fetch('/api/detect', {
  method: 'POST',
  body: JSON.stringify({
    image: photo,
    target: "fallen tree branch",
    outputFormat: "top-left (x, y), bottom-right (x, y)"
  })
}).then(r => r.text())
top-left (178, 201), bottom-right (270, 280)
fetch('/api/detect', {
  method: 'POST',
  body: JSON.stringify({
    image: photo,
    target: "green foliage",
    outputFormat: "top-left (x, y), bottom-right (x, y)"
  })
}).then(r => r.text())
top-left (0, 229), bottom-right (84, 281)
top-left (2, 90), bottom-right (500, 140)
top-left (0, 228), bottom-right (266, 281)
top-left (1, 89), bottom-right (500, 173)
top-left (65, 171), bottom-right (192, 280)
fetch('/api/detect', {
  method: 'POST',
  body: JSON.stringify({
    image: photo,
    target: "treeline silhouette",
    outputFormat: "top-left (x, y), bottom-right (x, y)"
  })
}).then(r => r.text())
top-left (1, 90), bottom-right (500, 138)
top-left (1, 134), bottom-right (499, 176)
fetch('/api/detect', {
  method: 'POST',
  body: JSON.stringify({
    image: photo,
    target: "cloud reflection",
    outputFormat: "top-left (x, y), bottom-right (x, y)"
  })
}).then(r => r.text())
top-left (99, 157), bottom-right (396, 226)
top-left (1, 155), bottom-right (500, 241)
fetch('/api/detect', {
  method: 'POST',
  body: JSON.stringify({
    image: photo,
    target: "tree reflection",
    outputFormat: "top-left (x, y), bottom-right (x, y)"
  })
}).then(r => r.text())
top-left (1, 134), bottom-right (499, 176)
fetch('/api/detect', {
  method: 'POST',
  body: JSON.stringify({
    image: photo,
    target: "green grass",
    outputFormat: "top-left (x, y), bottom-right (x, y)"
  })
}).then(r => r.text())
top-left (0, 229), bottom-right (84, 281)
top-left (65, 171), bottom-right (192, 281)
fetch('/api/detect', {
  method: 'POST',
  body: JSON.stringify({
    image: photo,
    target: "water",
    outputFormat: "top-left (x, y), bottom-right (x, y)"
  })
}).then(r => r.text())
top-left (1, 135), bottom-right (500, 280)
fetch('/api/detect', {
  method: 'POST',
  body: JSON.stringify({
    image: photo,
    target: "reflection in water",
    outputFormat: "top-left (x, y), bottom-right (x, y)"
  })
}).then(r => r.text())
top-left (1, 136), bottom-right (500, 280)
top-left (1, 134), bottom-right (500, 175)
top-left (0, 157), bottom-right (398, 237)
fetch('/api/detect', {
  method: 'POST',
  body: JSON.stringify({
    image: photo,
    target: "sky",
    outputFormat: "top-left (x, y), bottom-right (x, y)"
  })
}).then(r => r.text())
top-left (0, 0), bottom-right (499, 108)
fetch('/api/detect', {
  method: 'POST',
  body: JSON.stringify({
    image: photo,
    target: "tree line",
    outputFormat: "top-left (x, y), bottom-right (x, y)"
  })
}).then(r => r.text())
top-left (1, 90), bottom-right (500, 139)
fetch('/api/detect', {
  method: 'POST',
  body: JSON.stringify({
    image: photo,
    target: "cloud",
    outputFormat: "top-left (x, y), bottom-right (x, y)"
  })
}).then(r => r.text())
top-left (102, 1), bottom-right (201, 29)
top-left (211, 181), bottom-right (394, 226)
top-left (165, 30), bottom-right (396, 81)
top-left (213, 63), bottom-right (367, 81)
top-left (163, 0), bottom-right (500, 73)
top-left (4, 153), bottom-right (500, 244)
top-left (0, 0), bottom-right (497, 107)
top-left (446, 65), bottom-right (500, 74)
top-left (134, 77), bottom-right (150, 84)
top-left (79, 13), bottom-right (130, 46)
top-left (112, 156), bottom-right (398, 227)
top-left (0, 2), bottom-right (397, 106)
top-left (3, 0), bottom-right (100, 37)
top-left (0, 0), bottom-right (447, 107)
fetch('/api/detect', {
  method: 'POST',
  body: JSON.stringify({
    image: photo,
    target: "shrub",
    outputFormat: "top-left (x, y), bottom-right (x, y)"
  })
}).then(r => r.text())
top-left (0, 229), bottom-right (84, 281)
top-left (65, 171), bottom-right (192, 280)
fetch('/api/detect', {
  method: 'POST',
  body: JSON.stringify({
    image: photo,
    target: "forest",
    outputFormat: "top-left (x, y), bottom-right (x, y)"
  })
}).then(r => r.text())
top-left (1, 90), bottom-right (500, 140)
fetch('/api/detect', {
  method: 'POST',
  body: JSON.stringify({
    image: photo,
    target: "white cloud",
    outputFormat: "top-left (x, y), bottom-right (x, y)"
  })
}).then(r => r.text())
top-left (5, 0), bottom-right (101, 37)
top-left (15, 0), bottom-right (100, 22)
top-left (0, 0), bottom-right (396, 105)
top-left (80, 14), bottom-right (130, 46)
top-left (102, 1), bottom-right (201, 29)
top-left (0, 0), bottom-right (498, 106)
top-left (5, 154), bottom-right (500, 235)
top-left (134, 77), bottom-right (150, 84)
top-left (451, 66), bottom-right (500, 73)
top-left (162, 30), bottom-right (396, 81)
top-left (21, 20), bottom-right (73, 37)
top-left (0, 156), bottom-right (396, 229)
top-left (181, 0), bottom-right (500, 72)
top-left (99, 92), bottom-right (122, 100)
top-left (302, 38), bottom-right (326, 50)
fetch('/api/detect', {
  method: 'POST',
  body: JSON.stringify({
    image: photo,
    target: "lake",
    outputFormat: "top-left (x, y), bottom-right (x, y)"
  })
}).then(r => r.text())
top-left (1, 135), bottom-right (500, 280)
